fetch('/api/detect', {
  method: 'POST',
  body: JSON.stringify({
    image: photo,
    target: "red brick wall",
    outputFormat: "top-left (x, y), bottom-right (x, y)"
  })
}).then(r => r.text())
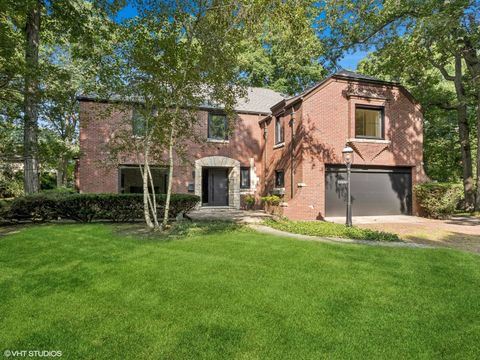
top-left (79, 77), bottom-right (426, 219)
top-left (78, 101), bottom-right (265, 198)
top-left (262, 78), bottom-right (427, 219)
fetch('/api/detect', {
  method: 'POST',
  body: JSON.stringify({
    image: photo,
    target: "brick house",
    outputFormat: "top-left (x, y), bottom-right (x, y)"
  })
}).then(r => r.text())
top-left (77, 70), bottom-right (427, 220)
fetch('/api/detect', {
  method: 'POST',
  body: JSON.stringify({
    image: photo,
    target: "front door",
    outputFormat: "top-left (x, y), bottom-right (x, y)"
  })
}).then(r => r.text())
top-left (202, 168), bottom-right (229, 206)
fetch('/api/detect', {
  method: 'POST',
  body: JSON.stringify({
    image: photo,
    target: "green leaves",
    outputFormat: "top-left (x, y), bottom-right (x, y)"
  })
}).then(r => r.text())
top-left (239, 0), bottom-right (326, 95)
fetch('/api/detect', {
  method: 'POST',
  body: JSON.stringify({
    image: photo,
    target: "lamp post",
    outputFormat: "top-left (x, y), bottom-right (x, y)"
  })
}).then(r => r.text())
top-left (342, 145), bottom-right (354, 227)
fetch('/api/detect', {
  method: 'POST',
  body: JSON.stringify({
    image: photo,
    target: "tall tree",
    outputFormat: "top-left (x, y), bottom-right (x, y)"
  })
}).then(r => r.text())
top-left (23, 0), bottom-right (41, 193)
top-left (238, 0), bottom-right (326, 95)
top-left (459, 11), bottom-right (480, 208)
top-left (1, 0), bottom-right (124, 193)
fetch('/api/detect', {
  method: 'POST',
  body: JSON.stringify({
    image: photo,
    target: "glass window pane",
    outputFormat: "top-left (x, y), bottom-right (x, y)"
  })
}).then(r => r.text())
top-left (132, 108), bottom-right (146, 136)
top-left (240, 167), bottom-right (250, 189)
top-left (119, 167), bottom-right (167, 194)
top-left (355, 108), bottom-right (382, 138)
top-left (208, 114), bottom-right (227, 140)
top-left (275, 117), bottom-right (285, 144)
top-left (275, 170), bottom-right (284, 187)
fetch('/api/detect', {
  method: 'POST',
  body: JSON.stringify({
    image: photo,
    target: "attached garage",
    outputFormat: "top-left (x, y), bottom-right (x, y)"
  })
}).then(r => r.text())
top-left (325, 166), bottom-right (412, 217)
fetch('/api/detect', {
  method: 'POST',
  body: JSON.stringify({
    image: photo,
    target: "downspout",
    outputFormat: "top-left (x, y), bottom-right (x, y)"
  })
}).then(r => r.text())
top-left (289, 108), bottom-right (295, 199)
top-left (263, 121), bottom-right (268, 194)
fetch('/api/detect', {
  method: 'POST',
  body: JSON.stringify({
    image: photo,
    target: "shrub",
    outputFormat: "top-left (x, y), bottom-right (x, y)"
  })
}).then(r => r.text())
top-left (261, 195), bottom-right (281, 206)
top-left (6, 193), bottom-right (59, 222)
top-left (243, 194), bottom-right (255, 209)
top-left (414, 182), bottom-right (463, 219)
top-left (40, 172), bottom-right (57, 190)
top-left (56, 194), bottom-right (112, 222)
top-left (165, 193), bottom-right (200, 218)
top-left (0, 166), bottom-right (23, 199)
top-left (40, 188), bottom-right (77, 196)
top-left (264, 219), bottom-right (400, 242)
top-left (0, 199), bottom-right (12, 221)
top-left (2, 193), bottom-right (200, 223)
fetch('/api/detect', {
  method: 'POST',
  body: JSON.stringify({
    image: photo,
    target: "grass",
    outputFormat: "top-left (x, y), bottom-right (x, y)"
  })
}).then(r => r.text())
top-left (455, 210), bottom-right (480, 218)
top-left (0, 222), bottom-right (479, 359)
top-left (264, 218), bottom-right (400, 241)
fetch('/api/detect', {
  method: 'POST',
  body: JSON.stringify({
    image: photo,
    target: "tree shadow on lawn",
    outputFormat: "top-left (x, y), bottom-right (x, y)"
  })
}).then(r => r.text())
top-left (114, 220), bottom-right (245, 241)
top-left (403, 231), bottom-right (480, 254)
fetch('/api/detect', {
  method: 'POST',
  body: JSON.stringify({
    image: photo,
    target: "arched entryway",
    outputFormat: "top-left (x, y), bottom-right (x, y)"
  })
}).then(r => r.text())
top-left (194, 156), bottom-right (240, 208)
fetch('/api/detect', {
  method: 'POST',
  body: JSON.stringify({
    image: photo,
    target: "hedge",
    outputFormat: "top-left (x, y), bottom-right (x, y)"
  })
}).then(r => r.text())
top-left (1, 192), bottom-right (200, 223)
top-left (261, 195), bottom-right (281, 206)
top-left (414, 182), bottom-right (463, 219)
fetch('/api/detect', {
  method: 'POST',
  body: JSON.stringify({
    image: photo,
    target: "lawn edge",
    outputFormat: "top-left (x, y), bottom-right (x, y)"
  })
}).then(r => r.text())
top-left (250, 224), bottom-right (435, 249)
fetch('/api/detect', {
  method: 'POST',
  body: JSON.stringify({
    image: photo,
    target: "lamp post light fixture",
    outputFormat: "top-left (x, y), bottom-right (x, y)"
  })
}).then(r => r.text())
top-left (342, 145), bottom-right (354, 227)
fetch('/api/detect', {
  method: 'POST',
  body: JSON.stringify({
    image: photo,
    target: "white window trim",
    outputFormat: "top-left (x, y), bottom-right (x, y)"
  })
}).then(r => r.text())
top-left (207, 139), bottom-right (229, 144)
top-left (348, 138), bottom-right (390, 144)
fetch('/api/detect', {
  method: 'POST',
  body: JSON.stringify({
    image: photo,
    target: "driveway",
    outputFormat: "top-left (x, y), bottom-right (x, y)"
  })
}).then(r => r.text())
top-left (326, 215), bottom-right (480, 254)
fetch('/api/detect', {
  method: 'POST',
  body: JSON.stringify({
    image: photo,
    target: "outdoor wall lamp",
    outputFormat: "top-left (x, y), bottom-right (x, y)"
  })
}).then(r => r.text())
top-left (342, 145), bottom-right (354, 227)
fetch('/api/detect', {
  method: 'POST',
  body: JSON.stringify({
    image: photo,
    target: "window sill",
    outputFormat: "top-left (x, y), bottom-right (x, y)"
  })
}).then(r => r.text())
top-left (272, 187), bottom-right (285, 195)
top-left (273, 142), bottom-right (285, 149)
top-left (207, 139), bottom-right (229, 144)
top-left (240, 189), bottom-right (254, 194)
top-left (349, 138), bottom-right (390, 144)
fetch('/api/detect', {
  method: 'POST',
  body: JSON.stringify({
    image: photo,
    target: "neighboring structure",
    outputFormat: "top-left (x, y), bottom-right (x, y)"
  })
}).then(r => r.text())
top-left (77, 70), bottom-right (427, 220)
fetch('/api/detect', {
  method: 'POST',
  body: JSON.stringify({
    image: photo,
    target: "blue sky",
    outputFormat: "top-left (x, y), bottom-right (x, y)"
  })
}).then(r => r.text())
top-left (116, 5), bottom-right (368, 70)
top-left (338, 50), bottom-right (368, 70)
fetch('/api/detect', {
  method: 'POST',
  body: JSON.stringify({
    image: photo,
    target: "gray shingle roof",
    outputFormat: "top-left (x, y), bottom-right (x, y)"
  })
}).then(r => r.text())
top-left (78, 87), bottom-right (285, 115)
top-left (234, 87), bottom-right (285, 114)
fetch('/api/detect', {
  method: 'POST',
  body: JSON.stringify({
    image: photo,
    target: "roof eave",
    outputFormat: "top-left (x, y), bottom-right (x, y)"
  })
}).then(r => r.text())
top-left (332, 74), bottom-right (401, 87)
top-left (77, 95), bottom-right (273, 115)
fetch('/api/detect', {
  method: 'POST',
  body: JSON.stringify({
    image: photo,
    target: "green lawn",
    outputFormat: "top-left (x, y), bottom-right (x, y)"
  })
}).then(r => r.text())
top-left (0, 223), bottom-right (479, 359)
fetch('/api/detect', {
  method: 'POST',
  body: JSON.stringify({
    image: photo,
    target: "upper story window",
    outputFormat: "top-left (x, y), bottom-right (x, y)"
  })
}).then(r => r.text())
top-left (275, 170), bottom-right (284, 188)
top-left (208, 113), bottom-right (228, 141)
top-left (132, 107), bottom-right (146, 136)
top-left (355, 106), bottom-right (384, 139)
top-left (240, 167), bottom-right (250, 189)
top-left (275, 116), bottom-right (284, 145)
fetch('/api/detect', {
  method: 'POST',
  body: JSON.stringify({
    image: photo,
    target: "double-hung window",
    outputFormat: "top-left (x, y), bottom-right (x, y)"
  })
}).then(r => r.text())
top-left (132, 107), bottom-right (146, 136)
top-left (208, 113), bottom-right (228, 141)
top-left (240, 167), bottom-right (250, 189)
top-left (275, 116), bottom-right (284, 145)
top-left (275, 170), bottom-right (284, 188)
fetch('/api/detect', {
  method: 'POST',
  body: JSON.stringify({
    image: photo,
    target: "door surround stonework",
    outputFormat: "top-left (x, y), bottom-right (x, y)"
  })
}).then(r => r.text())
top-left (194, 156), bottom-right (240, 208)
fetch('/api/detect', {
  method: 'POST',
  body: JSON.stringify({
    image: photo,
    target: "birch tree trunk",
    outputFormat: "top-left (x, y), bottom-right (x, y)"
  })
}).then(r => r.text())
top-left (143, 147), bottom-right (154, 229)
top-left (23, 1), bottom-right (41, 193)
top-left (162, 124), bottom-right (175, 229)
top-left (145, 161), bottom-right (160, 229)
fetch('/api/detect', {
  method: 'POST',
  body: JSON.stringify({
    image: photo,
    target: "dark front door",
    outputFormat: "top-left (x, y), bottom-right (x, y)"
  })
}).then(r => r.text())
top-left (202, 168), bottom-right (229, 206)
top-left (325, 166), bottom-right (412, 216)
